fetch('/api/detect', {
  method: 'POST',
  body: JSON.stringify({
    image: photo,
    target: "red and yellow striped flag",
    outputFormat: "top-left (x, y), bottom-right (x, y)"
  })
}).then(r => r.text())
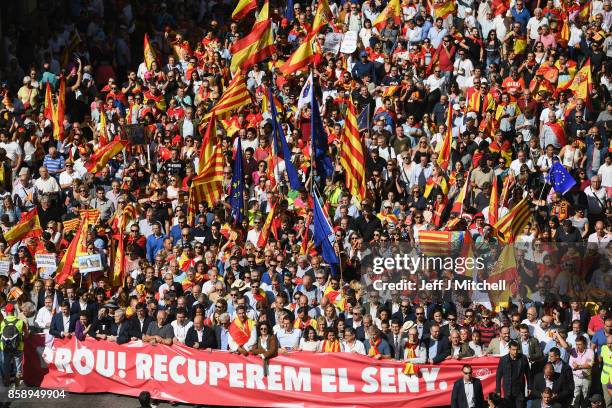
top-left (257, 203), bottom-right (277, 247)
top-left (3, 208), bottom-right (42, 245)
top-left (230, 5), bottom-right (274, 73)
top-left (489, 176), bottom-right (499, 226)
top-left (198, 115), bottom-right (218, 174)
top-left (210, 74), bottom-right (252, 119)
top-left (144, 33), bottom-right (158, 71)
top-left (493, 198), bottom-right (531, 243)
top-left (578, 2), bottom-right (590, 21)
top-left (450, 170), bottom-right (470, 216)
top-left (44, 82), bottom-right (54, 125)
top-left (188, 146), bottom-right (225, 223)
top-left (312, 0), bottom-right (334, 34)
top-left (433, 0), bottom-right (455, 19)
top-left (54, 77), bottom-right (65, 141)
top-left (567, 59), bottom-right (592, 101)
top-left (85, 140), bottom-right (128, 174)
top-left (232, 0), bottom-right (258, 20)
top-left (55, 215), bottom-right (89, 285)
top-left (339, 96), bottom-right (366, 200)
top-left (418, 230), bottom-right (453, 257)
top-left (437, 103), bottom-right (453, 170)
top-left (382, 85), bottom-right (399, 97)
top-left (279, 36), bottom-right (314, 76)
top-left (112, 233), bottom-right (126, 287)
top-left (261, 91), bottom-right (284, 115)
top-left (373, 0), bottom-right (401, 30)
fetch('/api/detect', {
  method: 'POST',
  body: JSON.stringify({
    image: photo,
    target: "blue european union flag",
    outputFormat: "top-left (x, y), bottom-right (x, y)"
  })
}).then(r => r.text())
top-left (311, 91), bottom-right (334, 180)
top-left (357, 104), bottom-right (370, 131)
top-left (313, 188), bottom-right (339, 272)
top-left (270, 88), bottom-right (302, 191)
top-left (548, 162), bottom-right (576, 194)
top-left (229, 138), bottom-right (245, 224)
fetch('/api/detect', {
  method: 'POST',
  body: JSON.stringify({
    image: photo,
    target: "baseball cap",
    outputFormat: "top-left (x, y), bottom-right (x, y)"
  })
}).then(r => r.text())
top-left (4, 303), bottom-right (14, 313)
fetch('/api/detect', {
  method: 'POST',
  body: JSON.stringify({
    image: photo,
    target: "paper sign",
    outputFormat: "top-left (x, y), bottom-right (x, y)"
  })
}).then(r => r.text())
top-left (0, 260), bottom-right (10, 276)
top-left (78, 254), bottom-right (103, 274)
top-left (323, 33), bottom-right (343, 54)
top-left (340, 31), bottom-right (358, 54)
top-left (35, 253), bottom-right (57, 268)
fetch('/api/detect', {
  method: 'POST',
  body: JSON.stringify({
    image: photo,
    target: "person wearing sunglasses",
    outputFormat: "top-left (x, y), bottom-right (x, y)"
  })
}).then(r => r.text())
top-left (451, 363), bottom-right (485, 408)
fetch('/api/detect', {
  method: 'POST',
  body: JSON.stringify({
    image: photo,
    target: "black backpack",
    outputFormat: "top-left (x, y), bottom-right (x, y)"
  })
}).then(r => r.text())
top-left (2, 318), bottom-right (20, 352)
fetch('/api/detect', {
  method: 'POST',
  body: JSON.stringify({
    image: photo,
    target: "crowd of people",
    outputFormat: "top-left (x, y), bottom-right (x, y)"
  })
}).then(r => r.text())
top-left (0, 0), bottom-right (611, 407)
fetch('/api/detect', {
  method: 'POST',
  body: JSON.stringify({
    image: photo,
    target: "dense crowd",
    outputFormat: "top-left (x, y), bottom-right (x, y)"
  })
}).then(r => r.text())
top-left (0, 0), bottom-right (611, 407)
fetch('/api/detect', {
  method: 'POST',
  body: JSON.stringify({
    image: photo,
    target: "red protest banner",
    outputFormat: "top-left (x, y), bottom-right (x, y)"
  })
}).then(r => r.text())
top-left (24, 335), bottom-right (499, 407)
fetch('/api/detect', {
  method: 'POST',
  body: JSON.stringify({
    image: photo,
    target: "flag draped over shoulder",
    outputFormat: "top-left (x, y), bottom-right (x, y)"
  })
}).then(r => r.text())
top-left (373, 0), bottom-right (401, 30)
top-left (3, 208), bottom-right (42, 245)
top-left (85, 140), bottom-right (128, 174)
top-left (339, 97), bottom-right (366, 200)
top-left (493, 198), bottom-right (531, 243)
top-left (232, 0), bottom-right (258, 20)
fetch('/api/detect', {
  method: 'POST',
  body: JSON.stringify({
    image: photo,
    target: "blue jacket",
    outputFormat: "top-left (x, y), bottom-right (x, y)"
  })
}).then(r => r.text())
top-left (169, 224), bottom-right (182, 244)
top-left (146, 233), bottom-right (166, 263)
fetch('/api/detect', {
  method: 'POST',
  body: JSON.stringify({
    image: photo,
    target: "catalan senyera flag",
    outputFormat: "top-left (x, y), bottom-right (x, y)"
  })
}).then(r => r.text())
top-left (499, 173), bottom-right (514, 208)
top-left (418, 230), bottom-right (454, 257)
top-left (210, 74), bottom-right (252, 119)
top-left (112, 233), bottom-right (126, 287)
top-left (437, 103), bottom-right (453, 170)
top-left (567, 59), bottom-right (592, 101)
top-left (493, 198), bottom-right (531, 244)
top-left (373, 0), bottom-right (401, 30)
top-left (187, 146), bottom-right (225, 224)
top-left (339, 97), bottom-right (367, 200)
top-left (279, 36), bottom-right (314, 76)
top-left (85, 140), bottom-right (128, 174)
top-left (143, 33), bottom-right (158, 71)
top-left (433, 0), bottom-right (455, 19)
top-left (232, 0), bottom-right (258, 21)
top-left (3, 208), bottom-right (42, 245)
top-left (55, 215), bottom-right (89, 285)
top-left (257, 203), bottom-right (277, 247)
top-left (489, 175), bottom-right (499, 226)
top-left (198, 115), bottom-right (217, 174)
top-left (229, 5), bottom-right (274, 73)
top-left (488, 245), bottom-right (519, 308)
top-left (312, 0), bottom-right (334, 34)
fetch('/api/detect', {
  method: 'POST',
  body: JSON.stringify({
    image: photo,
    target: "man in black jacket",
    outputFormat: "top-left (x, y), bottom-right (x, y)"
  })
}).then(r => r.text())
top-left (185, 316), bottom-right (217, 350)
top-left (530, 363), bottom-right (565, 406)
top-left (546, 347), bottom-right (574, 407)
top-left (451, 364), bottom-right (485, 408)
top-left (108, 308), bottom-right (131, 345)
top-left (422, 323), bottom-right (450, 364)
top-left (129, 303), bottom-right (153, 340)
top-left (496, 341), bottom-right (531, 408)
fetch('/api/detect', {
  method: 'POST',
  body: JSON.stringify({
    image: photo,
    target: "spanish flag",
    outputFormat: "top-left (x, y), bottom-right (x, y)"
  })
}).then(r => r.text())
top-left (433, 0), bottom-right (455, 19)
top-left (232, 0), bottom-right (257, 21)
top-left (44, 82), bottom-right (54, 123)
top-left (450, 170), bottom-right (470, 216)
top-left (489, 175), bottom-right (499, 226)
top-left (278, 36), bottom-right (314, 76)
top-left (373, 0), bottom-right (401, 31)
top-left (567, 59), bottom-right (592, 101)
top-left (312, 0), bottom-right (334, 34)
top-left (558, 19), bottom-right (570, 48)
top-left (257, 203), bottom-right (277, 247)
top-left (261, 91), bottom-right (284, 115)
top-left (112, 231), bottom-right (126, 287)
top-left (339, 97), bottom-right (367, 200)
top-left (424, 176), bottom-right (448, 199)
top-left (85, 140), bottom-right (128, 175)
top-left (513, 34), bottom-right (528, 55)
top-left (488, 245), bottom-right (519, 308)
top-left (578, 2), bottom-right (590, 21)
top-left (493, 198), bottom-right (531, 243)
top-left (382, 85), bottom-right (399, 97)
top-left (143, 33), bottom-right (158, 71)
top-left (55, 215), bottom-right (89, 285)
top-left (230, 3), bottom-right (274, 73)
top-left (53, 77), bottom-right (65, 141)
top-left (98, 107), bottom-right (109, 146)
top-left (437, 103), bottom-right (453, 170)
top-left (3, 208), bottom-right (42, 245)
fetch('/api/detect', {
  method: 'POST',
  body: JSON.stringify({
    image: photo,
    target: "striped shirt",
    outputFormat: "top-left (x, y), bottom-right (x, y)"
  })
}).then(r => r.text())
top-left (43, 154), bottom-right (65, 174)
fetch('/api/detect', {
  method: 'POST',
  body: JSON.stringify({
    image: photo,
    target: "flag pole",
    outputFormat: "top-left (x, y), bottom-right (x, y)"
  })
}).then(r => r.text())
top-left (309, 67), bottom-right (315, 196)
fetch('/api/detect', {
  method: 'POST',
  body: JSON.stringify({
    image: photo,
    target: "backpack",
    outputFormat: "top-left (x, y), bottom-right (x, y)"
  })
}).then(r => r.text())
top-left (2, 318), bottom-right (20, 352)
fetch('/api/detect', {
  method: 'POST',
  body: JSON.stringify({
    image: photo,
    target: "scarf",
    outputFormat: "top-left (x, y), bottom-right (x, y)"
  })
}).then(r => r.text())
top-left (403, 342), bottom-right (422, 375)
top-left (367, 338), bottom-right (382, 357)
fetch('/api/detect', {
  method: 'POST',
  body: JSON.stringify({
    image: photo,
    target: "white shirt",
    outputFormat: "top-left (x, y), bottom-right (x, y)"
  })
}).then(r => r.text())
top-left (584, 186), bottom-right (607, 214)
top-left (464, 380), bottom-right (475, 408)
top-left (171, 320), bottom-right (193, 344)
top-left (342, 339), bottom-right (366, 355)
top-left (0, 141), bottom-right (22, 163)
top-left (35, 307), bottom-right (53, 333)
top-left (598, 163), bottom-right (612, 188)
top-left (34, 176), bottom-right (60, 194)
top-left (526, 16), bottom-right (548, 40)
top-left (510, 158), bottom-right (535, 176)
top-left (276, 328), bottom-right (302, 350)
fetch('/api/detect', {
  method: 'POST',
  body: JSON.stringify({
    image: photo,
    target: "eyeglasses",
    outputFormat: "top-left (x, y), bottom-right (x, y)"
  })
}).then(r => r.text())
top-left (463, 371), bottom-right (472, 375)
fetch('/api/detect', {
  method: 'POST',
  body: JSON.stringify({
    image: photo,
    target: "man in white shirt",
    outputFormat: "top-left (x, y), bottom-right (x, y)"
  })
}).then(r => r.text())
top-left (342, 327), bottom-right (366, 354)
top-left (34, 166), bottom-right (60, 195)
top-left (509, 150), bottom-right (535, 176)
top-left (526, 8), bottom-right (548, 41)
top-left (171, 308), bottom-right (193, 345)
top-left (587, 220), bottom-right (612, 249)
top-left (584, 176), bottom-right (608, 218)
top-left (598, 153), bottom-right (612, 189)
top-left (34, 296), bottom-right (54, 334)
top-left (276, 315), bottom-right (301, 352)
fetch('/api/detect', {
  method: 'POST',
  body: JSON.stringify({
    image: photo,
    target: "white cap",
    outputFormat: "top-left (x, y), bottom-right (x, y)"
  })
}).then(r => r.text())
top-left (467, 112), bottom-right (478, 120)
top-left (22, 76), bottom-right (31, 84)
top-left (453, 103), bottom-right (460, 111)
